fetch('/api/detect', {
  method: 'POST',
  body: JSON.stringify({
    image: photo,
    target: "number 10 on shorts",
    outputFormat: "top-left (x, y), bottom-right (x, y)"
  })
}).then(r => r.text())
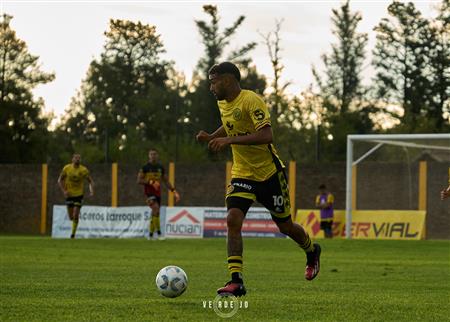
top-left (273, 195), bottom-right (284, 206)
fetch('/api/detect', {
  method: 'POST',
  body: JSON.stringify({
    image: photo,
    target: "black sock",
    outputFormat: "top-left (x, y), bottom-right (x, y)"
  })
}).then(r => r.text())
top-left (231, 272), bottom-right (243, 284)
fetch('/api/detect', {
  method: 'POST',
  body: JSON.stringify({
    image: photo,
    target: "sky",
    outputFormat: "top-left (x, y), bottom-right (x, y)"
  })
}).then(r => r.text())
top-left (2, 0), bottom-right (440, 120)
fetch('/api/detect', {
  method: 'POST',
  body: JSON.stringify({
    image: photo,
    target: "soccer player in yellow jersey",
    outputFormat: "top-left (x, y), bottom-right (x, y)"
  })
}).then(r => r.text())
top-left (196, 62), bottom-right (321, 297)
top-left (58, 154), bottom-right (94, 239)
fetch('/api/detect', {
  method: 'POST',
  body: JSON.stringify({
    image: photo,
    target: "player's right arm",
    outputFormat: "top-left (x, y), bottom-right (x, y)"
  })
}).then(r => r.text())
top-left (137, 169), bottom-right (147, 185)
top-left (441, 170), bottom-right (450, 200)
top-left (196, 126), bottom-right (226, 143)
top-left (57, 168), bottom-right (68, 198)
top-left (315, 195), bottom-right (321, 208)
top-left (87, 175), bottom-right (95, 197)
top-left (441, 184), bottom-right (450, 200)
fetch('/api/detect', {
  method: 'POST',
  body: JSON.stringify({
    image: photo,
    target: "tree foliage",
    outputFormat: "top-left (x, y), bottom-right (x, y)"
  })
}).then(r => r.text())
top-left (312, 1), bottom-right (374, 161)
top-left (61, 19), bottom-right (187, 162)
top-left (313, 1), bottom-right (368, 115)
top-left (0, 14), bottom-right (55, 162)
top-left (188, 5), bottom-right (266, 134)
top-left (373, 1), bottom-right (449, 132)
top-left (259, 19), bottom-right (292, 128)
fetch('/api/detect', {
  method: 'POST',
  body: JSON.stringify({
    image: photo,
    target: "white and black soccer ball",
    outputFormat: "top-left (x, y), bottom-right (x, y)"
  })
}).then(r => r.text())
top-left (155, 265), bottom-right (188, 298)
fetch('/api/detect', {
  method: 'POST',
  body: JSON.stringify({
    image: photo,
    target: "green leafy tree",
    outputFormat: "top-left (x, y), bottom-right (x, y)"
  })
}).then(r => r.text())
top-left (312, 1), bottom-right (373, 161)
top-left (63, 19), bottom-right (181, 162)
top-left (313, 1), bottom-right (368, 115)
top-left (189, 5), bottom-right (266, 134)
top-left (373, 2), bottom-right (434, 131)
top-left (425, 0), bottom-right (450, 130)
top-left (0, 14), bottom-right (55, 162)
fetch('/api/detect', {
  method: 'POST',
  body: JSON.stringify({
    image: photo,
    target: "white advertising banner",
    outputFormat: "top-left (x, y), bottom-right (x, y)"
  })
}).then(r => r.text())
top-left (51, 205), bottom-right (166, 238)
top-left (164, 207), bottom-right (204, 238)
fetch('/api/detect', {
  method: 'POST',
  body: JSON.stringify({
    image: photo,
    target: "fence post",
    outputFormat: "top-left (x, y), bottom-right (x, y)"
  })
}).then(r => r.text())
top-left (418, 161), bottom-right (427, 211)
top-left (168, 162), bottom-right (175, 206)
top-left (111, 163), bottom-right (118, 207)
top-left (40, 164), bottom-right (48, 235)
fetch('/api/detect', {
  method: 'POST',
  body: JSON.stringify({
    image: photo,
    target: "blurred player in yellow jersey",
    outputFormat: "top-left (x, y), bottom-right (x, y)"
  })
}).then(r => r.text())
top-left (196, 62), bottom-right (321, 297)
top-left (58, 154), bottom-right (94, 239)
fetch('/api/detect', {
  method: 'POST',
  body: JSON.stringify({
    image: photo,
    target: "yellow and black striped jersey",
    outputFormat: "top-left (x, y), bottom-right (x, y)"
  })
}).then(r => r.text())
top-left (60, 164), bottom-right (90, 197)
top-left (217, 89), bottom-right (284, 181)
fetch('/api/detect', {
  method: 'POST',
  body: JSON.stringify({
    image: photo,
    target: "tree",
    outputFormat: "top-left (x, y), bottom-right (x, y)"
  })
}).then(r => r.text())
top-left (313, 1), bottom-right (368, 114)
top-left (312, 1), bottom-right (373, 161)
top-left (259, 19), bottom-right (291, 128)
top-left (188, 5), bottom-right (266, 134)
top-left (63, 19), bottom-right (180, 161)
top-left (425, 0), bottom-right (450, 130)
top-left (372, 2), bottom-right (433, 131)
top-left (0, 14), bottom-right (55, 162)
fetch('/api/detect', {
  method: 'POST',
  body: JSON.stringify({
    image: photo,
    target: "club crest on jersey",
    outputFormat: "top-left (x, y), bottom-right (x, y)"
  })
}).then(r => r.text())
top-left (233, 108), bottom-right (242, 121)
top-left (227, 184), bottom-right (234, 194)
top-left (253, 109), bottom-right (265, 121)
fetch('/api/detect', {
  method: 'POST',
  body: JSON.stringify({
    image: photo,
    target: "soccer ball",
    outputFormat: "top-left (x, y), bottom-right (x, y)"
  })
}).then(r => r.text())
top-left (155, 265), bottom-right (188, 298)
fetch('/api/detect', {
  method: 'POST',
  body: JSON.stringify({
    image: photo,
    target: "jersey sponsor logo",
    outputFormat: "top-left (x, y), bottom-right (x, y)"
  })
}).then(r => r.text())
top-left (232, 108), bottom-right (242, 121)
top-left (233, 182), bottom-right (252, 191)
top-left (253, 109), bottom-right (265, 121)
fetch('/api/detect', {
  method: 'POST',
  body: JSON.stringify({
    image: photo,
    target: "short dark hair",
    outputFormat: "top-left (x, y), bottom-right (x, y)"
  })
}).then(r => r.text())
top-left (319, 184), bottom-right (326, 190)
top-left (209, 62), bottom-right (241, 82)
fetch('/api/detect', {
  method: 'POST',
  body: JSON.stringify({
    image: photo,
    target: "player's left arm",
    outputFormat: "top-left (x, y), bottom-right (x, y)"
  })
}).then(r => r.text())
top-left (85, 169), bottom-right (94, 197)
top-left (161, 174), bottom-right (180, 203)
top-left (327, 194), bottom-right (334, 208)
top-left (209, 94), bottom-right (273, 152)
top-left (208, 126), bottom-right (273, 152)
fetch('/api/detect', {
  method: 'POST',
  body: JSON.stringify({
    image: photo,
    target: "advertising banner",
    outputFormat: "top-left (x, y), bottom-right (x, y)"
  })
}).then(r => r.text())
top-left (164, 207), bottom-right (204, 238)
top-left (203, 207), bottom-right (285, 238)
top-left (51, 205), bottom-right (165, 238)
top-left (296, 209), bottom-right (426, 240)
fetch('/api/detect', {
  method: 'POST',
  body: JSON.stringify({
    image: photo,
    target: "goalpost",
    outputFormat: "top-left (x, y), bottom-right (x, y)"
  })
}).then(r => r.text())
top-left (345, 133), bottom-right (450, 239)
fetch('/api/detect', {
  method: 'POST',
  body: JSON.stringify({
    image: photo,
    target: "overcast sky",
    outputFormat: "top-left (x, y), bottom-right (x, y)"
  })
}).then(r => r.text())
top-left (2, 1), bottom-right (439, 118)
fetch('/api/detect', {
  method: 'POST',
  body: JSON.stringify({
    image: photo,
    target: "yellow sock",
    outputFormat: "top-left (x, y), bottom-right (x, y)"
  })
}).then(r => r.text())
top-left (227, 255), bottom-right (243, 276)
top-left (71, 220), bottom-right (78, 236)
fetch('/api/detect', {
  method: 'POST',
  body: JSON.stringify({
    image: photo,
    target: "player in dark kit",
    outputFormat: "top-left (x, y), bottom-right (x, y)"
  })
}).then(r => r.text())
top-left (196, 62), bottom-right (321, 297)
top-left (137, 148), bottom-right (180, 239)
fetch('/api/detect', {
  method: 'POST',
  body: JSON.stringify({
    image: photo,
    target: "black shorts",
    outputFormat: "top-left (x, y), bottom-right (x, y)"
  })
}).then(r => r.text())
top-left (226, 171), bottom-right (291, 223)
top-left (66, 195), bottom-right (83, 208)
top-left (146, 194), bottom-right (161, 206)
top-left (320, 221), bottom-right (333, 230)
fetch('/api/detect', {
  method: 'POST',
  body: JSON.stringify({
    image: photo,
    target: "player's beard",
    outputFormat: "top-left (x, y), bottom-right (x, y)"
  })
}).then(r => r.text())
top-left (213, 90), bottom-right (225, 100)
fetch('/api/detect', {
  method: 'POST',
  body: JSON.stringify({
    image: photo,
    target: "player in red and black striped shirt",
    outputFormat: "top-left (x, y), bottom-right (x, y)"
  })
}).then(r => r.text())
top-left (137, 148), bottom-right (179, 239)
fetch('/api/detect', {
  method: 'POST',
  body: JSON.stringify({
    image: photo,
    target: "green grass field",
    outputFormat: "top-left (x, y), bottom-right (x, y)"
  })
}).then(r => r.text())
top-left (1, 237), bottom-right (449, 322)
